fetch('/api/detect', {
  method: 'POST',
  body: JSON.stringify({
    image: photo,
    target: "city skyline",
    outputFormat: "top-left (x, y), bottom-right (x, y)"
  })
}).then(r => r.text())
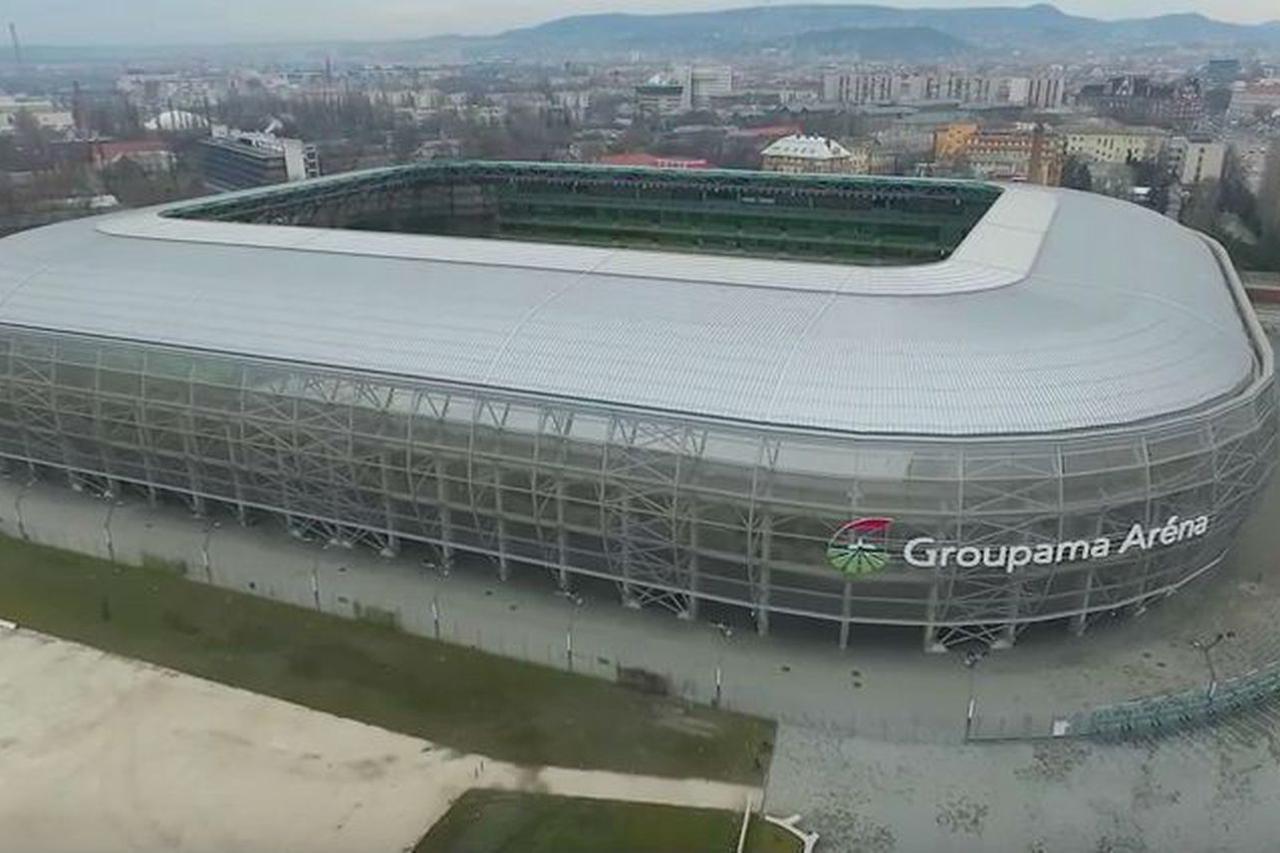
top-left (5, 1), bottom-right (1278, 47)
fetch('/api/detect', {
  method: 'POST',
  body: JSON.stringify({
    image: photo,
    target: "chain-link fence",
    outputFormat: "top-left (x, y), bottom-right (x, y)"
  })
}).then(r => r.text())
top-left (967, 661), bottom-right (1280, 742)
top-left (1084, 663), bottom-right (1280, 740)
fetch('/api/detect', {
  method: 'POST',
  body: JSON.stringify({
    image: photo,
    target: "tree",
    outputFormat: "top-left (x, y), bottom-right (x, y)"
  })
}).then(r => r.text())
top-left (11, 109), bottom-right (51, 165)
top-left (1060, 156), bottom-right (1093, 192)
top-left (1204, 88), bottom-right (1232, 116)
top-left (1128, 156), bottom-right (1174, 213)
top-left (1148, 182), bottom-right (1171, 216)
top-left (81, 95), bottom-right (143, 139)
top-left (100, 156), bottom-right (203, 208)
top-left (390, 125), bottom-right (423, 163)
top-left (799, 111), bottom-right (869, 140)
top-left (1260, 141), bottom-right (1280, 240)
top-left (1181, 179), bottom-right (1222, 232)
top-left (1219, 146), bottom-right (1259, 233)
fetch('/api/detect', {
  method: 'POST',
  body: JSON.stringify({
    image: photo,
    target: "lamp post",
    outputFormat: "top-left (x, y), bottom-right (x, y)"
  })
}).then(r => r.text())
top-left (1192, 630), bottom-right (1234, 701)
top-left (962, 642), bottom-right (988, 740)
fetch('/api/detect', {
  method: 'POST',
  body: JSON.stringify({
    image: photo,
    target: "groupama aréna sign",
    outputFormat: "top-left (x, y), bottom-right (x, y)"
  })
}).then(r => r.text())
top-left (827, 515), bottom-right (1211, 577)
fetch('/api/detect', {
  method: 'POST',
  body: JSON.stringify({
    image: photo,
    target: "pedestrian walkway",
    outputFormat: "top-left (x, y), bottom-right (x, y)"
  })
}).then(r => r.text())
top-left (6, 434), bottom-right (1280, 746)
top-left (0, 628), bottom-right (757, 853)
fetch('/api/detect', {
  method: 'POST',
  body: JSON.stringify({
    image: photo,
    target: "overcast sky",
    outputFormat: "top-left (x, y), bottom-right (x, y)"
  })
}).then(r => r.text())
top-left (9, 1), bottom-right (1279, 46)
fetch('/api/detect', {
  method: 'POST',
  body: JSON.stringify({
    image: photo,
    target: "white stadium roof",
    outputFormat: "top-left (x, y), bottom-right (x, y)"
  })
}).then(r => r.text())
top-left (0, 183), bottom-right (1262, 437)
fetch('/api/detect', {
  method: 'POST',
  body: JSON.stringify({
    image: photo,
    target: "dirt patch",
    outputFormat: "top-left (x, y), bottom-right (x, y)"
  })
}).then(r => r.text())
top-left (935, 796), bottom-right (989, 836)
top-left (1014, 740), bottom-right (1091, 783)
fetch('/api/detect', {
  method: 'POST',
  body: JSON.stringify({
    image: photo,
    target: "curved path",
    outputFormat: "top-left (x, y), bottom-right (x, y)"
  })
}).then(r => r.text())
top-left (0, 629), bottom-right (757, 853)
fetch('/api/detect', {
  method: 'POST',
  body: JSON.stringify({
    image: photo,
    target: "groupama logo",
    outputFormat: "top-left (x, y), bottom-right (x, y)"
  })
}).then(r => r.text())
top-left (825, 514), bottom-right (1213, 577)
top-left (825, 517), bottom-right (894, 576)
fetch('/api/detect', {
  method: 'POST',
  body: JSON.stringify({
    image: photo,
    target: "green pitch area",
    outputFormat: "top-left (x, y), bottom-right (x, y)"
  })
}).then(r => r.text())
top-left (0, 534), bottom-right (772, 784)
top-left (414, 790), bottom-right (799, 853)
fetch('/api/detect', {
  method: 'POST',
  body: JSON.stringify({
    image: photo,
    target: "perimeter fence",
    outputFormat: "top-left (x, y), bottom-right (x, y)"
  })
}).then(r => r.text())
top-left (967, 659), bottom-right (1280, 742)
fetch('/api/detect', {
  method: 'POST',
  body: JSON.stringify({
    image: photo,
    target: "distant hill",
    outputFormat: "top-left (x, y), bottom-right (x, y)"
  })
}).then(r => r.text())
top-left (778, 26), bottom-right (971, 61)
top-left (15, 3), bottom-right (1280, 65)
top-left (464, 16), bottom-right (975, 60)
top-left (1104, 12), bottom-right (1280, 47)
top-left (460, 3), bottom-right (1280, 59)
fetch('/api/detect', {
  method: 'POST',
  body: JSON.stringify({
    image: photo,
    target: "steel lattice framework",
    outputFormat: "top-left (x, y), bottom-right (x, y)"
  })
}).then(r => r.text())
top-left (0, 316), bottom-right (1273, 650)
top-left (0, 164), bottom-right (1274, 651)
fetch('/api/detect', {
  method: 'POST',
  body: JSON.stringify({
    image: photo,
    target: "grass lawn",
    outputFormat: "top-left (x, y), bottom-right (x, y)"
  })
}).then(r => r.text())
top-left (414, 790), bottom-right (799, 853)
top-left (0, 533), bottom-right (773, 784)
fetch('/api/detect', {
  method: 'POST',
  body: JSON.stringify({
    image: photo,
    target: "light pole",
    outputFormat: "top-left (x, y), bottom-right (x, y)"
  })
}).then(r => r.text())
top-left (562, 587), bottom-right (582, 672)
top-left (310, 558), bottom-right (321, 610)
top-left (962, 642), bottom-right (988, 740)
top-left (1192, 631), bottom-right (1234, 701)
top-left (713, 620), bottom-right (733, 709)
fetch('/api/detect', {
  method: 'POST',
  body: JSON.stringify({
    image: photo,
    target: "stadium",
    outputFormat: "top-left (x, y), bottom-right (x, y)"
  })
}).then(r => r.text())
top-left (0, 160), bottom-right (1274, 650)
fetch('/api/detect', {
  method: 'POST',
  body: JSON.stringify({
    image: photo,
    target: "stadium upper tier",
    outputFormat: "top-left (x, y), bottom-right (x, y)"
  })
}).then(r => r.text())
top-left (0, 162), bottom-right (1261, 436)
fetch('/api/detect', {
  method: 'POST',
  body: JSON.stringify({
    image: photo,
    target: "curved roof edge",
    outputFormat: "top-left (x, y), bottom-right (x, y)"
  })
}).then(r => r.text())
top-left (0, 184), bottom-right (1262, 441)
top-left (1200, 233), bottom-right (1275, 402)
top-left (95, 182), bottom-right (1056, 298)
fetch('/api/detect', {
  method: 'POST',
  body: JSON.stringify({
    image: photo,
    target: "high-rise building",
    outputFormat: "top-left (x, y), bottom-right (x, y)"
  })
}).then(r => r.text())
top-left (1169, 136), bottom-right (1227, 185)
top-left (822, 71), bottom-right (1064, 108)
top-left (680, 65), bottom-right (732, 111)
top-left (1077, 76), bottom-right (1205, 130)
top-left (634, 81), bottom-right (685, 118)
top-left (1026, 76), bottom-right (1067, 109)
top-left (822, 71), bottom-right (901, 105)
top-left (197, 128), bottom-right (320, 193)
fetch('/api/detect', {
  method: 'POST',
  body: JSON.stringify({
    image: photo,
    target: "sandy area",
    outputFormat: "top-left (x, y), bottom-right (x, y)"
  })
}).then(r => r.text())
top-left (0, 628), bottom-right (757, 853)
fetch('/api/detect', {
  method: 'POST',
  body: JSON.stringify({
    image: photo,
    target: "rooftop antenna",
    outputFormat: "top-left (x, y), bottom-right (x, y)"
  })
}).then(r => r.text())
top-left (8, 22), bottom-right (22, 68)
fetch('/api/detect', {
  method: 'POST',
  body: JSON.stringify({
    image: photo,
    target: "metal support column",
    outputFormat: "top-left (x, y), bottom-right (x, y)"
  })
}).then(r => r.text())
top-left (839, 579), bottom-right (853, 649)
top-left (1070, 569), bottom-right (1094, 636)
top-left (756, 513), bottom-right (772, 637)
top-left (685, 511), bottom-right (700, 620)
top-left (435, 456), bottom-right (454, 566)
top-left (379, 451), bottom-right (399, 557)
top-left (494, 466), bottom-right (509, 581)
top-left (555, 477), bottom-right (570, 590)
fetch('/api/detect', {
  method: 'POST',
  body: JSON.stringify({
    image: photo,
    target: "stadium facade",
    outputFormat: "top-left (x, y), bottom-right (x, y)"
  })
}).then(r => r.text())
top-left (0, 161), bottom-right (1274, 650)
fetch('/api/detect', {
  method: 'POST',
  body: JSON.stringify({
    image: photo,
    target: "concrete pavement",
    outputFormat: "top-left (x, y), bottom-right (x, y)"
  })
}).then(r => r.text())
top-left (764, 704), bottom-right (1280, 852)
top-left (6, 458), bottom-right (1280, 745)
top-left (0, 628), bottom-right (757, 853)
